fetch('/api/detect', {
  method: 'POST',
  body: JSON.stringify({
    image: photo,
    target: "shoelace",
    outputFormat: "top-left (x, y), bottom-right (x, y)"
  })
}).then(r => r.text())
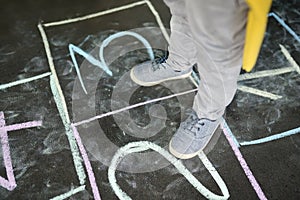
top-left (183, 112), bottom-right (205, 136)
top-left (151, 55), bottom-right (167, 72)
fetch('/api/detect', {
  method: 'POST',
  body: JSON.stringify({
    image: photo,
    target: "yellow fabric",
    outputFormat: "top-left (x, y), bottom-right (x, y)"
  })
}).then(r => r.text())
top-left (242, 0), bottom-right (272, 72)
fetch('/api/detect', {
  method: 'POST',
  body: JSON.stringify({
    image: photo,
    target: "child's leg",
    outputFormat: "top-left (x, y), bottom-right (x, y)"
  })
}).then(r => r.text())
top-left (163, 0), bottom-right (197, 71)
top-left (185, 0), bottom-right (249, 120)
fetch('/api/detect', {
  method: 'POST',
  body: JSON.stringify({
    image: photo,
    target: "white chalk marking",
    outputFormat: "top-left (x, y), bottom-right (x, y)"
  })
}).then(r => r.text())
top-left (144, 0), bottom-right (170, 43)
top-left (38, 24), bottom-right (70, 123)
top-left (0, 72), bottom-right (51, 90)
top-left (38, 23), bottom-right (86, 185)
top-left (198, 151), bottom-right (229, 198)
top-left (240, 126), bottom-right (300, 146)
top-left (279, 44), bottom-right (300, 74)
top-left (237, 85), bottom-right (282, 100)
top-left (50, 76), bottom-right (86, 185)
top-left (49, 185), bottom-right (86, 200)
top-left (238, 67), bottom-right (295, 81)
top-left (44, 1), bottom-right (147, 27)
top-left (73, 88), bottom-right (197, 126)
top-left (108, 141), bottom-right (229, 200)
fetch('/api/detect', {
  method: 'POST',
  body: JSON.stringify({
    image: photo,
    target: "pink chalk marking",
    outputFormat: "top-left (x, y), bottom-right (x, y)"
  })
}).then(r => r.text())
top-left (0, 112), bottom-right (16, 191)
top-left (0, 111), bottom-right (42, 191)
top-left (0, 177), bottom-right (13, 190)
top-left (221, 121), bottom-right (268, 200)
top-left (0, 128), bottom-right (16, 191)
top-left (71, 124), bottom-right (101, 200)
top-left (0, 121), bottom-right (43, 132)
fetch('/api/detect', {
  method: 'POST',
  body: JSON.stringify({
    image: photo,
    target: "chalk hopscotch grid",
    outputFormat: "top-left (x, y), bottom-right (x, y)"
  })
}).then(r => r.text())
top-left (36, 2), bottom-right (300, 200)
top-left (48, 4), bottom-right (229, 200)
top-left (39, 1), bottom-right (232, 199)
top-left (37, 1), bottom-right (169, 200)
top-left (70, 8), bottom-right (300, 200)
top-left (0, 1), bottom-right (294, 199)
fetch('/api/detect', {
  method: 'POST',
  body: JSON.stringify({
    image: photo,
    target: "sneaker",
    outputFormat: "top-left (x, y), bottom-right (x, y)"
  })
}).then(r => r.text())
top-left (130, 59), bottom-right (192, 86)
top-left (169, 111), bottom-right (221, 159)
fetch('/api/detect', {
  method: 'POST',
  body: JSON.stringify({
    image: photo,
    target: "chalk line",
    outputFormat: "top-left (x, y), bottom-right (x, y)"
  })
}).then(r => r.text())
top-left (1, 121), bottom-right (42, 132)
top-left (99, 31), bottom-right (154, 67)
top-left (279, 44), bottom-right (300, 74)
top-left (0, 72), bottom-right (51, 90)
top-left (50, 76), bottom-right (86, 185)
top-left (190, 71), bottom-right (200, 86)
top-left (38, 24), bottom-right (70, 124)
top-left (269, 12), bottom-right (300, 43)
top-left (44, 0), bottom-right (147, 27)
top-left (0, 177), bottom-right (13, 192)
top-left (221, 119), bottom-right (240, 148)
top-left (0, 112), bottom-right (43, 191)
top-left (108, 141), bottom-right (229, 200)
top-left (221, 120), bottom-right (267, 200)
top-left (38, 22), bottom-right (87, 185)
top-left (0, 112), bottom-right (16, 191)
top-left (73, 88), bottom-right (197, 126)
top-left (238, 67), bottom-right (294, 81)
top-left (237, 85), bottom-right (282, 100)
top-left (240, 126), bottom-right (300, 146)
top-left (69, 31), bottom-right (154, 94)
top-left (71, 125), bottom-right (101, 200)
top-left (198, 151), bottom-right (229, 198)
top-left (49, 185), bottom-right (86, 200)
top-left (145, 0), bottom-right (170, 43)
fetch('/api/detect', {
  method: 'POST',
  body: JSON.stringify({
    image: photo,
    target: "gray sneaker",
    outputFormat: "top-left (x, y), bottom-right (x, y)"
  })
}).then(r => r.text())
top-left (169, 111), bottom-right (221, 159)
top-left (130, 59), bottom-right (192, 86)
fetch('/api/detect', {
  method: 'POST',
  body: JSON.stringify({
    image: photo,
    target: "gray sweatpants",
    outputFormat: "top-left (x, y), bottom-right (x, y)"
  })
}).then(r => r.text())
top-left (164, 0), bottom-right (249, 120)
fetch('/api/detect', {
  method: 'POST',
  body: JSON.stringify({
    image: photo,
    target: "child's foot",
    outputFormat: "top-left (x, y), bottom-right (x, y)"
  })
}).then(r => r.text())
top-left (169, 111), bottom-right (221, 159)
top-left (130, 59), bottom-right (192, 86)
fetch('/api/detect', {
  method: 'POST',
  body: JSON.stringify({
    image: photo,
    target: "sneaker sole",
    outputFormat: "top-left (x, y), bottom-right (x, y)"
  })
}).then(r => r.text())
top-left (169, 124), bottom-right (220, 159)
top-left (130, 68), bottom-right (192, 87)
top-left (169, 141), bottom-right (202, 159)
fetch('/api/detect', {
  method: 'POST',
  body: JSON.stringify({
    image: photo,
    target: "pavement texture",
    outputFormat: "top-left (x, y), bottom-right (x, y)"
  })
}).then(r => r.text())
top-left (0, 0), bottom-right (299, 199)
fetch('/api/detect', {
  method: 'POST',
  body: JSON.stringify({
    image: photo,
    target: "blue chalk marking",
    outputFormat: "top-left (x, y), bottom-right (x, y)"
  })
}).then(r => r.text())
top-left (240, 126), bottom-right (300, 146)
top-left (269, 12), bottom-right (300, 43)
top-left (99, 31), bottom-right (155, 64)
top-left (69, 44), bottom-right (112, 94)
top-left (69, 31), bottom-right (155, 94)
top-left (221, 119), bottom-right (240, 148)
top-left (191, 71), bottom-right (200, 85)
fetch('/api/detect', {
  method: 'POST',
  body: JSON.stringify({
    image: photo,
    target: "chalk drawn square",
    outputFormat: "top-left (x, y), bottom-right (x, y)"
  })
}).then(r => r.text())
top-left (36, 1), bottom-right (197, 199)
top-left (39, 0), bottom-right (197, 168)
top-left (42, 1), bottom-right (171, 122)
